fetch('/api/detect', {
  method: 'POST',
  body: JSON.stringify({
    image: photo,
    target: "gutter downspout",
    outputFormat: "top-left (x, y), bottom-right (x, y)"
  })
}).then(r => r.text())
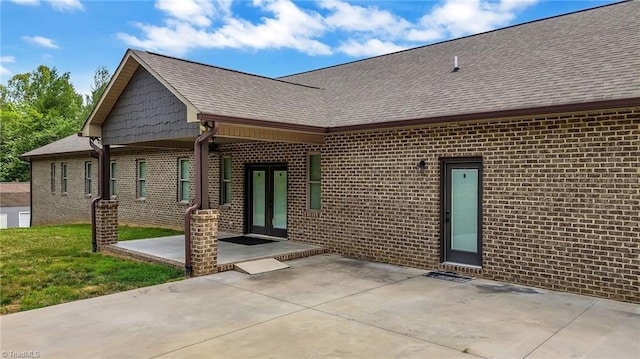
top-left (184, 121), bottom-right (218, 276)
top-left (29, 160), bottom-right (33, 227)
top-left (89, 137), bottom-right (103, 253)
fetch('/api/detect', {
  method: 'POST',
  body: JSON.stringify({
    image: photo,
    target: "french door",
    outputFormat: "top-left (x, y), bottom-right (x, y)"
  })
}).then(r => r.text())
top-left (246, 164), bottom-right (287, 238)
top-left (441, 158), bottom-right (483, 266)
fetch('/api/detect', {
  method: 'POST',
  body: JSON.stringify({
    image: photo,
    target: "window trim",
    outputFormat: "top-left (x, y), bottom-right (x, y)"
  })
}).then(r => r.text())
top-left (178, 158), bottom-right (190, 203)
top-left (84, 161), bottom-right (92, 195)
top-left (110, 161), bottom-right (117, 198)
top-left (136, 160), bottom-right (146, 199)
top-left (50, 163), bottom-right (56, 193)
top-left (220, 156), bottom-right (232, 205)
top-left (307, 152), bottom-right (321, 211)
top-left (60, 162), bottom-right (68, 194)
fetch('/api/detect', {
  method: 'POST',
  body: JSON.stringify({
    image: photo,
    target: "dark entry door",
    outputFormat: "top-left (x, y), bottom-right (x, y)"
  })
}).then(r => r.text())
top-left (247, 164), bottom-right (287, 238)
top-left (441, 159), bottom-right (482, 266)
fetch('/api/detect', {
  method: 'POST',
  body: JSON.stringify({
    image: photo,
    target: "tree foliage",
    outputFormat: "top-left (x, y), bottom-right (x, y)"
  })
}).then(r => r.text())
top-left (0, 65), bottom-right (111, 182)
top-left (80, 66), bottom-right (110, 122)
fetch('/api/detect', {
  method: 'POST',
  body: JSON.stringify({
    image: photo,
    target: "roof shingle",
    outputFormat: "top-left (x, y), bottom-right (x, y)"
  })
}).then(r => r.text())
top-left (21, 134), bottom-right (93, 158)
top-left (279, 1), bottom-right (640, 127)
top-left (133, 51), bottom-right (328, 127)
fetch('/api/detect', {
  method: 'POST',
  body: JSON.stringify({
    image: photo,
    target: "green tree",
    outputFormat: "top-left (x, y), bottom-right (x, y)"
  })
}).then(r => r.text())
top-left (0, 66), bottom-right (84, 182)
top-left (80, 66), bottom-right (111, 122)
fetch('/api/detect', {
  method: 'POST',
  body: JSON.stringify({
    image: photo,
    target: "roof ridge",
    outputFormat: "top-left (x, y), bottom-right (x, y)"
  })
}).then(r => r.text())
top-left (279, 0), bottom-right (627, 79)
top-left (135, 50), bottom-right (324, 90)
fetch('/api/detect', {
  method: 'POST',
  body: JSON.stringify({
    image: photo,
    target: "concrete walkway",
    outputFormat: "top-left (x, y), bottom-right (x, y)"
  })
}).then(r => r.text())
top-left (112, 233), bottom-right (323, 265)
top-left (1, 255), bottom-right (638, 358)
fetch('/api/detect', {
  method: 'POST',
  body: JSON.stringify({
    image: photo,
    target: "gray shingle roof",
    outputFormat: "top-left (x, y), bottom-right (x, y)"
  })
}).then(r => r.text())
top-left (278, 1), bottom-right (639, 128)
top-left (133, 51), bottom-right (328, 127)
top-left (21, 134), bottom-right (93, 158)
top-left (71, 1), bottom-right (638, 146)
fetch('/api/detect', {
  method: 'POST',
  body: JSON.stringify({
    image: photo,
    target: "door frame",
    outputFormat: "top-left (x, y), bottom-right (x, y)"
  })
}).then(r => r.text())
top-left (440, 157), bottom-right (483, 266)
top-left (244, 163), bottom-right (288, 238)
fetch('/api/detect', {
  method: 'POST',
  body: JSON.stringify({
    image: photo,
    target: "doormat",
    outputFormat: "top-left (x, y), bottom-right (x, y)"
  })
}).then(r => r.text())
top-left (423, 271), bottom-right (473, 283)
top-left (219, 236), bottom-right (276, 246)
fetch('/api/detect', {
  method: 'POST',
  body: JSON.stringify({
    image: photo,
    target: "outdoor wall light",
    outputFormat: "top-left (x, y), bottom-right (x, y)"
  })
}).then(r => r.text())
top-left (416, 160), bottom-right (426, 174)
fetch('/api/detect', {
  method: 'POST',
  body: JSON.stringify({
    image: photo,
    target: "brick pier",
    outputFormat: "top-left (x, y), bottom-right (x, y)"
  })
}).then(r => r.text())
top-left (96, 200), bottom-right (118, 250)
top-left (190, 209), bottom-right (219, 276)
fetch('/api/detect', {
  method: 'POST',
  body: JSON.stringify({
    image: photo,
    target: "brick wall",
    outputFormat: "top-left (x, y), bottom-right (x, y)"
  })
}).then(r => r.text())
top-left (219, 107), bottom-right (639, 303)
top-left (31, 155), bottom-right (98, 225)
top-left (190, 209), bottom-right (219, 276)
top-left (29, 107), bottom-right (639, 302)
top-left (31, 148), bottom-right (222, 229)
top-left (96, 199), bottom-right (118, 249)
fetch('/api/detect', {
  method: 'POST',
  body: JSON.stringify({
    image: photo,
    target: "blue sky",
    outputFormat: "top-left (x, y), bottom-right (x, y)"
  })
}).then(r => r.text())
top-left (1, 0), bottom-right (616, 97)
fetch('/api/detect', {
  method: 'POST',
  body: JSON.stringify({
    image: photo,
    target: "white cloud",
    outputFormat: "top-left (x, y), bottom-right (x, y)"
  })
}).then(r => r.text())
top-left (155, 0), bottom-right (218, 27)
top-left (118, 0), bottom-right (330, 56)
top-left (0, 57), bottom-right (14, 78)
top-left (116, 0), bottom-right (540, 58)
top-left (410, 0), bottom-right (537, 41)
top-left (45, 0), bottom-right (83, 12)
top-left (22, 35), bottom-right (60, 49)
top-left (10, 0), bottom-right (83, 11)
top-left (9, 0), bottom-right (39, 5)
top-left (337, 38), bottom-right (407, 57)
top-left (0, 66), bottom-right (11, 78)
top-left (319, 0), bottom-right (410, 38)
top-left (1, 56), bottom-right (16, 63)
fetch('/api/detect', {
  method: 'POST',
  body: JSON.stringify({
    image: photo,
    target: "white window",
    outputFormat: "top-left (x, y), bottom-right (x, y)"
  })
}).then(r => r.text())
top-left (84, 161), bottom-right (92, 194)
top-left (307, 153), bottom-right (321, 210)
top-left (61, 162), bottom-right (68, 193)
top-left (110, 161), bottom-right (117, 197)
top-left (178, 158), bottom-right (189, 202)
top-left (220, 157), bottom-right (231, 205)
top-left (50, 163), bottom-right (56, 193)
top-left (137, 160), bottom-right (146, 198)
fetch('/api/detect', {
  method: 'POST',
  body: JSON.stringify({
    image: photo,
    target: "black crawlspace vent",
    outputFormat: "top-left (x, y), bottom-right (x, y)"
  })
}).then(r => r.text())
top-left (423, 271), bottom-right (473, 283)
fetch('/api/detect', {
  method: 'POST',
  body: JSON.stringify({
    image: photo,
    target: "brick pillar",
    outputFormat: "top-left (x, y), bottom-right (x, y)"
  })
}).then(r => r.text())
top-left (190, 209), bottom-right (218, 276)
top-left (96, 200), bottom-right (118, 250)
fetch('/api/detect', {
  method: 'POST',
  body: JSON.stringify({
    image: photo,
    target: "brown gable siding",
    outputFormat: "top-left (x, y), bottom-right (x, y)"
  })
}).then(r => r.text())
top-left (102, 67), bottom-right (198, 146)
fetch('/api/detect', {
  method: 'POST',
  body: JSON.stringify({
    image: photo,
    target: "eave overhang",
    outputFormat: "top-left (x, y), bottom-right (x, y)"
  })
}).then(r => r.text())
top-left (81, 50), bottom-right (200, 138)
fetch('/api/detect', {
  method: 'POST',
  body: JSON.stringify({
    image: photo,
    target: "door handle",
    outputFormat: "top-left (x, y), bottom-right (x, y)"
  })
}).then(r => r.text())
top-left (445, 211), bottom-right (450, 222)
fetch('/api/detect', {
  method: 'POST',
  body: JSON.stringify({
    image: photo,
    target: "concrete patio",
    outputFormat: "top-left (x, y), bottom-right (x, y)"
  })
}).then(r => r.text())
top-left (106, 232), bottom-right (325, 271)
top-left (1, 255), bottom-right (638, 359)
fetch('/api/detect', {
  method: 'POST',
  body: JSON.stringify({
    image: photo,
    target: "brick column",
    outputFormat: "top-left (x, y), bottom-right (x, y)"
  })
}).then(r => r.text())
top-left (96, 200), bottom-right (118, 250)
top-left (190, 209), bottom-right (218, 276)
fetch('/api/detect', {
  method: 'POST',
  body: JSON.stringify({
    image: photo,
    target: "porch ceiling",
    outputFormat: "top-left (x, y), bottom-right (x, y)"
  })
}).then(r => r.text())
top-left (110, 122), bottom-right (325, 149)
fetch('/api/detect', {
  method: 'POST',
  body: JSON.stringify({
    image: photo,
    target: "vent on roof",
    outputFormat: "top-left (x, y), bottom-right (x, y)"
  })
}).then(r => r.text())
top-left (453, 56), bottom-right (460, 72)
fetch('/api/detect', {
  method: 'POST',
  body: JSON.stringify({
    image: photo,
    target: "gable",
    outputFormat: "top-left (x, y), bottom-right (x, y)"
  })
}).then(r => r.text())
top-left (102, 67), bottom-right (199, 145)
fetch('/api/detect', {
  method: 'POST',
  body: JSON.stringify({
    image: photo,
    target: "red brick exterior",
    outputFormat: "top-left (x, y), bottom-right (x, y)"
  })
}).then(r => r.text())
top-left (30, 155), bottom-right (98, 225)
top-left (29, 107), bottom-right (640, 302)
top-left (96, 200), bottom-right (118, 250)
top-left (218, 107), bottom-right (639, 303)
top-left (190, 209), bottom-right (219, 276)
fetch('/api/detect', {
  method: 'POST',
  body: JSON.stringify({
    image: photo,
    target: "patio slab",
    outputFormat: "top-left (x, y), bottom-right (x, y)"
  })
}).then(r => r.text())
top-left (112, 232), bottom-right (323, 266)
top-left (2, 255), bottom-right (638, 359)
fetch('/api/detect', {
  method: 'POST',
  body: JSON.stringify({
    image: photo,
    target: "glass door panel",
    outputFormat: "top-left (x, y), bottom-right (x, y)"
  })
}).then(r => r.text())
top-left (442, 159), bottom-right (482, 266)
top-left (451, 169), bottom-right (478, 253)
top-left (272, 170), bottom-right (287, 230)
top-left (252, 170), bottom-right (266, 227)
top-left (247, 165), bottom-right (287, 238)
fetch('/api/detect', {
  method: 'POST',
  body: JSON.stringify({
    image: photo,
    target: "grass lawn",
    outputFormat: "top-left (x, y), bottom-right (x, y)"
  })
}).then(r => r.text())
top-left (0, 224), bottom-right (184, 314)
